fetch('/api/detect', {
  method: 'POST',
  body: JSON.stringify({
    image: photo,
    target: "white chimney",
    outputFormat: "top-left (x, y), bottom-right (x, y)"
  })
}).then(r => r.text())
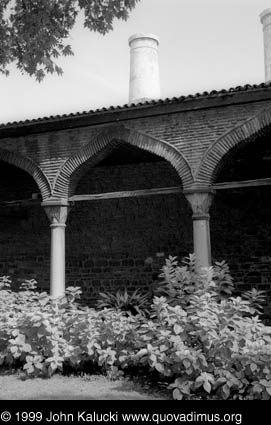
top-left (128, 33), bottom-right (160, 104)
top-left (260, 9), bottom-right (271, 82)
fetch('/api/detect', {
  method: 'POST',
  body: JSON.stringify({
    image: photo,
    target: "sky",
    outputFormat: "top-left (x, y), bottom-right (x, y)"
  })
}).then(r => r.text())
top-left (1, 0), bottom-right (271, 124)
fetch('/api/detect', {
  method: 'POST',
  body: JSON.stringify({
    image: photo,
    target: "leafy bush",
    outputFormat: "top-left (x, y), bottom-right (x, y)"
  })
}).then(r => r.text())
top-left (0, 277), bottom-right (139, 377)
top-left (135, 256), bottom-right (271, 400)
top-left (242, 288), bottom-right (267, 315)
top-left (155, 254), bottom-right (234, 307)
top-left (96, 288), bottom-right (150, 316)
top-left (0, 277), bottom-right (83, 376)
top-left (1, 255), bottom-right (271, 401)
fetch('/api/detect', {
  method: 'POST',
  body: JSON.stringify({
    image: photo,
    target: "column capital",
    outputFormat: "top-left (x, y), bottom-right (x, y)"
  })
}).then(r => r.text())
top-left (42, 199), bottom-right (70, 226)
top-left (184, 190), bottom-right (214, 218)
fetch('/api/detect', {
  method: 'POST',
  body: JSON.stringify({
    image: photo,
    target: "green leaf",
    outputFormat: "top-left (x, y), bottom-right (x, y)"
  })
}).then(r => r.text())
top-left (250, 363), bottom-right (257, 372)
top-left (155, 363), bottom-right (165, 374)
top-left (173, 388), bottom-right (183, 400)
top-left (173, 324), bottom-right (183, 335)
top-left (23, 344), bottom-right (32, 353)
top-left (222, 384), bottom-right (230, 400)
top-left (183, 359), bottom-right (191, 369)
top-left (23, 363), bottom-right (34, 374)
top-left (203, 380), bottom-right (211, 393)
top-left (253, 384), bottom-right (263, 394)
top-left (159, 344), bottom-right (168, 352)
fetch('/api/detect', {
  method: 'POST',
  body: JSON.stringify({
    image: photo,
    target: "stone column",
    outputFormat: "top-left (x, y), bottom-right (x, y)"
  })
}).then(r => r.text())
top-left (184, 190), bottom-right (214, 269)
top-left (42, 200), bottom-right (69, 298)
top-left (260, 9), bottom-right (271, 82)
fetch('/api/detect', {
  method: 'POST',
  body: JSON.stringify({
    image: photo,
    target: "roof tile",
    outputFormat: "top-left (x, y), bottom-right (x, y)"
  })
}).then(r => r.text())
top-left (1, 82), bottom-right (271, 129)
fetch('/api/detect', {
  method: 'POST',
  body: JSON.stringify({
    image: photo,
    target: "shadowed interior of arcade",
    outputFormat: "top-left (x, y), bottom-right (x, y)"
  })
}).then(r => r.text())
top-left (211, 132), bottom-right (271, 318)
top-left (0, 161), bottom-right (49, 291)
top-left (66, 142), bottom-right (193, 303)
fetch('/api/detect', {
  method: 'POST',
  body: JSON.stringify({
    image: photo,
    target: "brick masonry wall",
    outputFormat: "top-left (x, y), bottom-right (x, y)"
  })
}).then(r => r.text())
top-left (75, 160), bottom-right (182, 194)
top-left (0, 162), bottom-right (50, 291)
top-left (0, 158), bottom-right (192, 300)
top-left (1, 98), bottom-right (271, 188)
top-left (127, 101), bottom-right (271, 175)
top-left (66, 160), bottom-right (192, 303)
top-left (211, 187), bottom-right (271, 320)
top-left (2, 157), bottom-right (271, 317)
top-left (1, 106), bottom-right (271, 320)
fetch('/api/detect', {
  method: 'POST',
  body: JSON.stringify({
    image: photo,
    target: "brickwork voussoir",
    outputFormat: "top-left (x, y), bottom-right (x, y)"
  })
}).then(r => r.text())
top-left (127, 129), bottom-right (193, 186)
top-left (52, 125), bottom-right (193, 198)
top-left (0, 148), bottom-right (51, 199)
top-left (195, 107), bottom-right (271, 185)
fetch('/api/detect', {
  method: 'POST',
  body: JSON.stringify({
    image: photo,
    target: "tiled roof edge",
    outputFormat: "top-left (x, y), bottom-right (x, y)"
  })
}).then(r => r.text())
top-left (1, 81), bottom-right (271, 129)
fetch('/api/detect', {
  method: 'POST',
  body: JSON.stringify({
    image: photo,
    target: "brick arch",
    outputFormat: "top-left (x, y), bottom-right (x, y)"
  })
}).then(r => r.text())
top-left (0, 148), bottom-right (51, 200)
top-left (52, 125), bottom-right (193, 198)
top-left (196, 108), bottom-right (271, 186)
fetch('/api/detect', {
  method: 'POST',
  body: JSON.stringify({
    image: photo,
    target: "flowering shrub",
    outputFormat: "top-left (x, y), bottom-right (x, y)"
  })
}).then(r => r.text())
top-left (1, 255), bottom-right (271, 400)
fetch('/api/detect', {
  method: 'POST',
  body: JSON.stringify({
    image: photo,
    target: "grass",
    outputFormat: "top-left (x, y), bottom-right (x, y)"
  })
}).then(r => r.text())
top-left (0, 372), bottom-right (171, 400)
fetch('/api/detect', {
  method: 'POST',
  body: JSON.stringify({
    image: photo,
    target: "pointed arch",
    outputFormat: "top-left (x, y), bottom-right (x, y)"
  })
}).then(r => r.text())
top-left (196, 107), bottom-right (271, 186)
top-left (0, 148), bottom-right (51, 200)
top-left (52, 125), bottom-right (193, 198)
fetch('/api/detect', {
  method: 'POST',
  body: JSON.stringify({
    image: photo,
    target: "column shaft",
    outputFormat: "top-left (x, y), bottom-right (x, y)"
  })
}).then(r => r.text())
top-left (192, 215), bottom-right (211, 268)
top-left (42, 200), bottom-right (69, 299)
top-left (50, 223), bottom-right (66, 298)
top-left (185, 191), bottom-right (214, 269)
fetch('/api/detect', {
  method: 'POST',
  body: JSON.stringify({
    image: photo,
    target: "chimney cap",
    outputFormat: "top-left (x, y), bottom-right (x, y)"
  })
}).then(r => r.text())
top-left (128, 33), bottom-right (159, 46)
top-left (260, 8), bottom-right (271, 24)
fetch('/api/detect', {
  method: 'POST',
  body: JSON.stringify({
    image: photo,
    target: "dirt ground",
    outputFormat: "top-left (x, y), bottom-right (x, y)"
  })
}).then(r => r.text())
top-left (0, 373), bottom-right (170, 400)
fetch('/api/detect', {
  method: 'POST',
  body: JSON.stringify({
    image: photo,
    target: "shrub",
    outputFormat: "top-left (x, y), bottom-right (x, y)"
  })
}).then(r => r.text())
top-left (96, 288), bottom-right (150, 316)
top-left (1, 255), bottom-right (271, 401)
top-left (134, 256), bottom-right (271, 400)
top-left (133, 294), bottom-right (271, 399)
top-left (0, 278), bottom-right (83, 376)
top-left (154, 254), bottom-right (234, 307)
top-left (0, 277), bottom-right (140, 377)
